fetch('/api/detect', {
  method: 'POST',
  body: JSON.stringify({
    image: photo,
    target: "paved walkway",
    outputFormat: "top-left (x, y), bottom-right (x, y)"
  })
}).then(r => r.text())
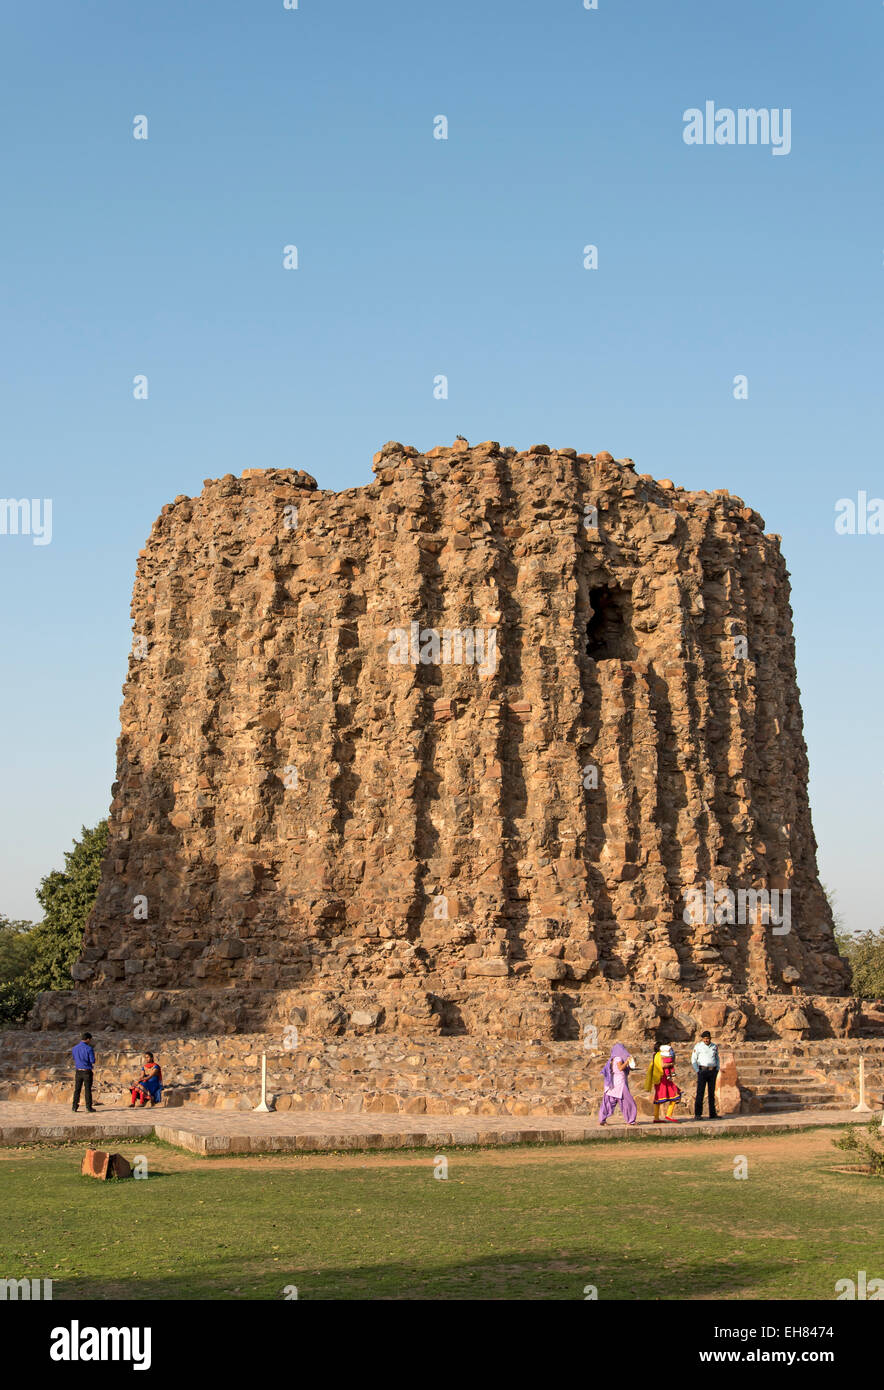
top-left (0, 1101), bottom-right (873, 1155)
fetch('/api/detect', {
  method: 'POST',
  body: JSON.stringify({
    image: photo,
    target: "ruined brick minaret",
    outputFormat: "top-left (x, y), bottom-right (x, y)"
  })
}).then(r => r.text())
top-left (33, 441), bottom-right (854, 1041)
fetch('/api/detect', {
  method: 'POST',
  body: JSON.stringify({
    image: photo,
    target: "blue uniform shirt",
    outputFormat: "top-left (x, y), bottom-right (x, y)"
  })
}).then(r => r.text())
top-left (72, 1041), bottom-right (95, 1069)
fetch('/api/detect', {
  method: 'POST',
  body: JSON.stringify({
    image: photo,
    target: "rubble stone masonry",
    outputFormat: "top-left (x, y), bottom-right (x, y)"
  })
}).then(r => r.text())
top-left (31, 441), bottom-right (856, 1043)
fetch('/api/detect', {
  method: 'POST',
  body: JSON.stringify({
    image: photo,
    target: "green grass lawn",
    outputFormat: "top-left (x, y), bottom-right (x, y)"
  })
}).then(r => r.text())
top-left (1, 1129), bottom-right (880, 1300)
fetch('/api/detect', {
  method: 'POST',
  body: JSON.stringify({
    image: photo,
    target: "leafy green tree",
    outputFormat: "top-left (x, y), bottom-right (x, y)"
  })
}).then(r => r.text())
top-left (814, 885), bottom-right (883, 1002)
top-left (836, 927), bottom-right (884, 1002)
top-left (0, 916), bottom-right (37, 982)
top-left (26, 821), bottom-right (108, 993)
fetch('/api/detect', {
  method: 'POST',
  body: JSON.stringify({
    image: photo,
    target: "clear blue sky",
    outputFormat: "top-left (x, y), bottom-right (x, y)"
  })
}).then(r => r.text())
top-left (0, 1), bottom-right (880, 935)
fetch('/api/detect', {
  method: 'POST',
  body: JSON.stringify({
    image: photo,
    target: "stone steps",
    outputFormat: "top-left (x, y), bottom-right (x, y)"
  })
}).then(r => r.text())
top-left (733, 1059), bottom-right (848, 1112)
top-left (738, 1071), bottom-right (837, 1085)
top-left (736, 1072), bottom-right (847, 1113)
top-left (759, 1099), bottom-right (845, 1113)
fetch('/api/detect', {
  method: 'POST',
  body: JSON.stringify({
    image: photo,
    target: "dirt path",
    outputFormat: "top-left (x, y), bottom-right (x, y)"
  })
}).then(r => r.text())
top-left (0, 1126), bottom-right (846, 1174)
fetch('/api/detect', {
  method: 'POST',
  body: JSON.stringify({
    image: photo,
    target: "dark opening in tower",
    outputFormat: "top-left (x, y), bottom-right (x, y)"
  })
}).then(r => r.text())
top-left (586, 583), bottom-right (636, 661)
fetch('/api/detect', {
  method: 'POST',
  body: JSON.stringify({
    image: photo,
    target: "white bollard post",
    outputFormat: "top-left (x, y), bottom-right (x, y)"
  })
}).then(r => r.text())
top-left (253, 1051), bottom-right (274, 1113)
top-left (852, 1055), bottom-right (872, 1114)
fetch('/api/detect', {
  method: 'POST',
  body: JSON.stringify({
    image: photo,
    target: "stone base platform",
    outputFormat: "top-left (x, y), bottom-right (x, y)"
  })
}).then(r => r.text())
top-left (0, 1100), bottom-right (875, 1156)
top-left (2, 1032), bottom-right (881, 1119)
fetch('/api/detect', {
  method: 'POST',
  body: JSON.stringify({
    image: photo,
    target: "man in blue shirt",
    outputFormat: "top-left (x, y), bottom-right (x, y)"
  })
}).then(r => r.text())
top-left (690, 1030), bottom-right (720, 1119)
top-left (71, 1032), bottom-right (96, 1113)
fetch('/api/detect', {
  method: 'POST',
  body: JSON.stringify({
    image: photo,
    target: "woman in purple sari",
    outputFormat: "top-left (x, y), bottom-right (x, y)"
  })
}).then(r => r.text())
top-left (598, 1042), bottom-right (637, 1126)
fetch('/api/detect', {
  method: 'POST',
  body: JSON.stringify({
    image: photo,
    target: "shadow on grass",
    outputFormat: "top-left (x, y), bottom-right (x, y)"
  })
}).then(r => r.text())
top-left (54, 1249), bottom-right (793, 1302)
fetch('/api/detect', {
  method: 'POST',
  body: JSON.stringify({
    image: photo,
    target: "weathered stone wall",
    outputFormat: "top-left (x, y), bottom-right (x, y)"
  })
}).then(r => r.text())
top-left (32, 440), bottom-right (854, 1040)
top-left (4, 1033), bottom-right (881, 1119)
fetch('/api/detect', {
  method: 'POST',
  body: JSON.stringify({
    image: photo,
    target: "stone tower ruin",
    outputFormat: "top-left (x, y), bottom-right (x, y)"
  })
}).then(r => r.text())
top-left (33, 441), bottom-right (855, 1042)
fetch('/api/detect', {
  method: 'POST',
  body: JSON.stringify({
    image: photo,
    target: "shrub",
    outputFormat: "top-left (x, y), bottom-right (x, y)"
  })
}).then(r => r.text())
top-left (832, 1121), bottom-right (884, 1177)
top-left (0, 978), bottom-right (37, 1026)
top-left (0, 915), bottom-right (37, 982)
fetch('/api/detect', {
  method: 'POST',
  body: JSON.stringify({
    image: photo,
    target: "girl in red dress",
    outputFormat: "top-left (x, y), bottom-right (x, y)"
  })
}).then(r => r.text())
top-left (645, 1044), bottom-right (681, 1122)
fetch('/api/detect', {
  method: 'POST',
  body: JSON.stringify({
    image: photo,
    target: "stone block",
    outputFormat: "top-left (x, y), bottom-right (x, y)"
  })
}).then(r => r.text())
top-left (81, 1149), bottom-right (132, 1180)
